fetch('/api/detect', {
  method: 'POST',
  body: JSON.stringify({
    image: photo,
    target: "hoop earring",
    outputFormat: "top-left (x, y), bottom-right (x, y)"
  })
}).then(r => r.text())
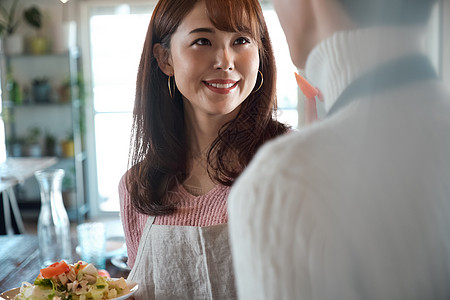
top-left (168, 75), bottom-right (175, 98)
top-left (253, 70), bottom-right (264, 93)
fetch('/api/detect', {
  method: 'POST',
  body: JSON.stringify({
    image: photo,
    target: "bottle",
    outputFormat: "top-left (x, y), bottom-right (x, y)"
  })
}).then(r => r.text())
top-left (35, 169), bottom-right (72, 267)
top-left (6, 71), bottom-right (22, 105)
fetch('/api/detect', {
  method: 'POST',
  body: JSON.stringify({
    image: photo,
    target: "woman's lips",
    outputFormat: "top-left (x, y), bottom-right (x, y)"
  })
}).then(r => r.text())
top-left (203, 79), bottom-right (239, 94)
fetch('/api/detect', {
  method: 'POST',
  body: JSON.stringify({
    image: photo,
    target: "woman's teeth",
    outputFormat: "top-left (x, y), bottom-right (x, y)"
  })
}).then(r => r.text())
top-left (207, 82), bottom-right (235, 88)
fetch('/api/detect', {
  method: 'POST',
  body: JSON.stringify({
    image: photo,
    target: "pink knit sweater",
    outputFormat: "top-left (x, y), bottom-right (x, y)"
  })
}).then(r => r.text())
top-left (118, 175), bottom-right (230, 268)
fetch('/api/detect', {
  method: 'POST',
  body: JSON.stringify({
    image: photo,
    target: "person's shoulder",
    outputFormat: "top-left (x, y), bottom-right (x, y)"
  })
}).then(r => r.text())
top-left (118, 171), bottom-right (129, 191)
top-left (118, 169), bottom-right (134, 206)
top-left (118, 165), bottom-right (142, 191)
top-left (256, 120), bottom-right (334, 164)
top-left (236, 121), bottom-right (332, 187)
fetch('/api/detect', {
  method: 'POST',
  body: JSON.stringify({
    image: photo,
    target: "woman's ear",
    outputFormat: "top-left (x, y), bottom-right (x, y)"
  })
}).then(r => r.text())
top-left (153, 43), bottom-right (174, 76)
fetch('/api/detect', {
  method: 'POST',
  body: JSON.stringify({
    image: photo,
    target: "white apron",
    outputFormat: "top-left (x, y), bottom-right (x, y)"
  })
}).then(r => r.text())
top-left (128, 216), bottom-right (237, 299)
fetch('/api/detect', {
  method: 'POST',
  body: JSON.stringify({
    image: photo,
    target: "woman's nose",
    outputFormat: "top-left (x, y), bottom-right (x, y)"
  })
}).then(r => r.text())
top-left (213, 47), bottom-right (234, 71)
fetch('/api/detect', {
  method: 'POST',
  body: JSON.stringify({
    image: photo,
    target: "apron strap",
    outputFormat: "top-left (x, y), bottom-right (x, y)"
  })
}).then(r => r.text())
top-left (128, 215), bottom-right (156, 281)
top-left (147, 215), bottom-right (156, 226)
top-left (141, 215), bottom-right (157, 234)
top-left (327, 55), bottom-right (437, 117)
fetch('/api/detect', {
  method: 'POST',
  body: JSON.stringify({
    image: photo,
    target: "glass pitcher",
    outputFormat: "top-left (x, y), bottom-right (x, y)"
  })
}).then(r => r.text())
top-left (35, 169), bottom-right (72, 267)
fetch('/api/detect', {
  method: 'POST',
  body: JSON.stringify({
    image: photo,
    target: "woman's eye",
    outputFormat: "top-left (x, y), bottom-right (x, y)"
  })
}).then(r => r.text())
top-left (193, 38), bottom-right (211, 46)
top-left (234, 37), bottom-right (250, 45)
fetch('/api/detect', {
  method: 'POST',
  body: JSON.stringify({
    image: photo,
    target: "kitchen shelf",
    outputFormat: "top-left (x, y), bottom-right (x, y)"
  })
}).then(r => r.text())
top-left (0, 48), bottom-right (88, 224)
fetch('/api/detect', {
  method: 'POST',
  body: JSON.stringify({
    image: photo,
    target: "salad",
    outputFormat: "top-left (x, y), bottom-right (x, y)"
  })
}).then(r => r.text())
top-left (14, 261), bottom-right (130, 300)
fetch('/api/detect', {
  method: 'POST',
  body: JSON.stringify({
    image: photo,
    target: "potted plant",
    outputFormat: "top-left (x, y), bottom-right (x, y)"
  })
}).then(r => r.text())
top-left (58, 77), bottom-right (71, 103)
top-left (44, 132), bottom-right (56, 156)
top-left (61, 131), bottom-right (74, 157)
top-left (0, 0), bottom-right (24, 55)
top-left (7, 135), bottom-right (25, 157)
top-left (25, 126), bottom-right (42, 157)
top-left (62, 167), bottom-right (76, 209)
top-left (32, 77), bottom-right (51, 103)
top-left (23, 5), bottom-right (47, 55)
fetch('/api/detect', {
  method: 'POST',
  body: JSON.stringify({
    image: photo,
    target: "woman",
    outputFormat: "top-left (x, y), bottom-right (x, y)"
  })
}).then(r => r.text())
top-left (119, 0), bottom-right (289, 298)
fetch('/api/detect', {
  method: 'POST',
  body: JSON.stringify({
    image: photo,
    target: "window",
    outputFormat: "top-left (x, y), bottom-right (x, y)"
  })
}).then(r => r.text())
top-left (262, 7), bottom-right (299, 127)
top-left (81, 3), bottom-right (154, 214)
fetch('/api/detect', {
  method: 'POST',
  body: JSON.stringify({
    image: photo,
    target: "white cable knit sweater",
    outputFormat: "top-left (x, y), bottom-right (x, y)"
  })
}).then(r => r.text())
top-left (228, 28), bottom-right (450, 300)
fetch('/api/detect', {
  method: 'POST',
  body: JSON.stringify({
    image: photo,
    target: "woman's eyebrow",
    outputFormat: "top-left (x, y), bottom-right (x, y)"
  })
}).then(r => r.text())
top-left (189, 27), bottom-right (215, 34)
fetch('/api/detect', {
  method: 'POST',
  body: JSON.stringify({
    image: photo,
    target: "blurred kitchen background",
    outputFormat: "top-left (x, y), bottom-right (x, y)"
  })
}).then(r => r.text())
top-left (0, 0), bottom-right (448, 230)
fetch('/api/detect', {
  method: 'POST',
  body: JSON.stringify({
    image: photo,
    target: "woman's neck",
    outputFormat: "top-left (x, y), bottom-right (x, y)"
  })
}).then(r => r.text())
top-left (183, 99), bottom-right (238, 156)
top-left (182, 100), bottom-right (238, 196)
top-left (185, 118), bottom-right (218, 158)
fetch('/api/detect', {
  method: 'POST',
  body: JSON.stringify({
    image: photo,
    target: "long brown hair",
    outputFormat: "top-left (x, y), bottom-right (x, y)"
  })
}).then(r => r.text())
top-left (127, 0), bottom-right (289, 216)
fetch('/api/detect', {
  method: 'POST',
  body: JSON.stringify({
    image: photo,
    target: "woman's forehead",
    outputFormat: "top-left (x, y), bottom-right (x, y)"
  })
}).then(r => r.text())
top-left (176, 2), bottom-right (212, 33)
top-left (176, 1), bottom-right (253, 37)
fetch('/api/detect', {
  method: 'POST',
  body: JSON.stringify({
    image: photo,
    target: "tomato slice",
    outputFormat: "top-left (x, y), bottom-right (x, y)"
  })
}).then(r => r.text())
top-left (98, 269), bottom-right (110, 278)
top-left (40, 261), bottom-right (70, 278)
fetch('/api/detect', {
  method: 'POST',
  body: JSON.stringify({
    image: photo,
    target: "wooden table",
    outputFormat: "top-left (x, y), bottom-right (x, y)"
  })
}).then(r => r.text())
top-left (0, 234), bottom-right (130, 293)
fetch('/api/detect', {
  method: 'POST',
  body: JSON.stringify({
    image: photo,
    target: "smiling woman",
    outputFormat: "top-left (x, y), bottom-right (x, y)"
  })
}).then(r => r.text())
top-left (118, 0), bottom-right (290, 298)
top-left (78, 0), bottom-right (297, 215)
